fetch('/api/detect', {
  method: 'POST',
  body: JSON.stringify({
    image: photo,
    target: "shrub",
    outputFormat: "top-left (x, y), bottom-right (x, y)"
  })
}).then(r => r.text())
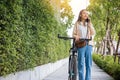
top-left (0, 0), bottom-right (71, 76)
top-left (92, 53), bottom-right (120, 80)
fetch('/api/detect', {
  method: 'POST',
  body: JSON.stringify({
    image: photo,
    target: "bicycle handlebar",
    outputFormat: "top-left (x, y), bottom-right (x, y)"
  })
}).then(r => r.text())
top-left (58, 34), bottom-right (92, 41)
top-left (58, 34), bottom-right (74, 40)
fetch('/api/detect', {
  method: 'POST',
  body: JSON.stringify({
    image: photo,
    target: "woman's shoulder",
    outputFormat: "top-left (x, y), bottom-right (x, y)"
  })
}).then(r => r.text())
top-left (75, 21), bottom-right (80, 26)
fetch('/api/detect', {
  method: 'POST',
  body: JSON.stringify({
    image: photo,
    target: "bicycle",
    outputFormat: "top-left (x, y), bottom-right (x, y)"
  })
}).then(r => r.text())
top-left (58, 34), bottom-right (92, 80)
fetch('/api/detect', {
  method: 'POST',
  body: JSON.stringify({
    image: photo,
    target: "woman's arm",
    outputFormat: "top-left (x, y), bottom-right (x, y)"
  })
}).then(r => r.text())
top-left (72, 22), bottom-right (78, 37)
top-left (72, 22), bottom-right (80, 41)
top-left (88, 23), bottom-right (96, 36)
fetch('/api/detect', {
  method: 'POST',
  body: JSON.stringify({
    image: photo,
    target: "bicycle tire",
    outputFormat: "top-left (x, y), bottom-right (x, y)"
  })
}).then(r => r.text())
top-left (68, 55), bottom-right (77, 80)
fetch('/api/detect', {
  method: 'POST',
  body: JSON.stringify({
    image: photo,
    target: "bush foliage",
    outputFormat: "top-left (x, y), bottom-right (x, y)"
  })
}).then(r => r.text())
top-left (93, 53), bottom-right (120, 80)
top-left (0, 0), bottom-right (71, 76)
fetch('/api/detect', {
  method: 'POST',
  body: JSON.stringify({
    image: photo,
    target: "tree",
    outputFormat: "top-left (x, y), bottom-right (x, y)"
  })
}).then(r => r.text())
top-left (87, 0), bottom-right (120, 55)
top-left (60, 0), bottom-right (74, 28)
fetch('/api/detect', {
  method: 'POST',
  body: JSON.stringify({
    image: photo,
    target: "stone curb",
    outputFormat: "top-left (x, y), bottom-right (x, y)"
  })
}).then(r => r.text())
top-left (0, 58), bottom-right (68, 80)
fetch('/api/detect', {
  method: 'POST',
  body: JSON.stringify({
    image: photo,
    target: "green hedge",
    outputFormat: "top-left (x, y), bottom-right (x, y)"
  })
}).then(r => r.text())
top-left (93, 53), bottom-right (120, 80)
top-left (0, 0), bottom-right (71, 76)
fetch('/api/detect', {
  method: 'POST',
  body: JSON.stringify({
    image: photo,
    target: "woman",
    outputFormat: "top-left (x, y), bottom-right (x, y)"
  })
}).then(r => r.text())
top-left (73, 9), bottom-right (95, 80)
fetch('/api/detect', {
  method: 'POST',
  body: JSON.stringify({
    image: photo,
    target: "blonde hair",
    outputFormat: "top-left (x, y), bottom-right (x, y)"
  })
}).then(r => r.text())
top-left (77, 9), bottom-right (87, 22)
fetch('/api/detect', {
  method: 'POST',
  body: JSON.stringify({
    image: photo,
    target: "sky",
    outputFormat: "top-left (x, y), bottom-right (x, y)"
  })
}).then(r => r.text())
top-left (67, 0), bottom-right (89, 36)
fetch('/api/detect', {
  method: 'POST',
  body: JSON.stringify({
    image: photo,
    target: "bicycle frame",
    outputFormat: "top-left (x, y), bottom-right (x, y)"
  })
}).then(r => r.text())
top-left (58, 34), bottom-right (77, 80)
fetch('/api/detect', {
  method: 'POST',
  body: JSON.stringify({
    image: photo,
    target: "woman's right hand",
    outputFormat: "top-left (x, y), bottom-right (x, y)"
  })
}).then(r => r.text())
top-left (75, 36), bottom-right (80, 41)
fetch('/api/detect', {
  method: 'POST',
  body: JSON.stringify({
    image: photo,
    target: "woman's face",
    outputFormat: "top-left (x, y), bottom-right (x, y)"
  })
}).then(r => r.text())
top-left (81, 10), bottom-right (88, 20)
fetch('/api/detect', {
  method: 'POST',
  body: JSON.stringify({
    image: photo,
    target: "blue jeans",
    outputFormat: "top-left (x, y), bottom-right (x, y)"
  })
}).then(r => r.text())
top-left (77, 45), bottom-right (92, 80)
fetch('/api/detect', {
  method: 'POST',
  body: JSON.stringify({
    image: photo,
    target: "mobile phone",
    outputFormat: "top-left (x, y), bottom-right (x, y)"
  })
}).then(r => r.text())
top-left (86, 18), bottom-right (90, 22)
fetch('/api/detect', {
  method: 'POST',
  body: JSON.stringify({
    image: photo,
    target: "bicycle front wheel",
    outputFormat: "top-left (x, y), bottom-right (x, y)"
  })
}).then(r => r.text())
top-left (68, 55), bottom-right (77, 80)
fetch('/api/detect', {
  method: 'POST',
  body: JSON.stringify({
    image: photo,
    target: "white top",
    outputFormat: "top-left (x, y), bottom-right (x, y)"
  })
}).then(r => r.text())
top-left (79, 22), bottom-right (87, 38)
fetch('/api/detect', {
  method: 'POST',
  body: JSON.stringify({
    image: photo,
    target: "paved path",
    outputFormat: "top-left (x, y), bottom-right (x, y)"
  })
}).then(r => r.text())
top-left (43, 61), bottom-right (114, 80)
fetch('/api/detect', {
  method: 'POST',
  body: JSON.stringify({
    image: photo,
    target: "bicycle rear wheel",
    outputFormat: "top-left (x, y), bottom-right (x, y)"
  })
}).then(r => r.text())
top-left (68, 55), bottom-right (77, 80)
